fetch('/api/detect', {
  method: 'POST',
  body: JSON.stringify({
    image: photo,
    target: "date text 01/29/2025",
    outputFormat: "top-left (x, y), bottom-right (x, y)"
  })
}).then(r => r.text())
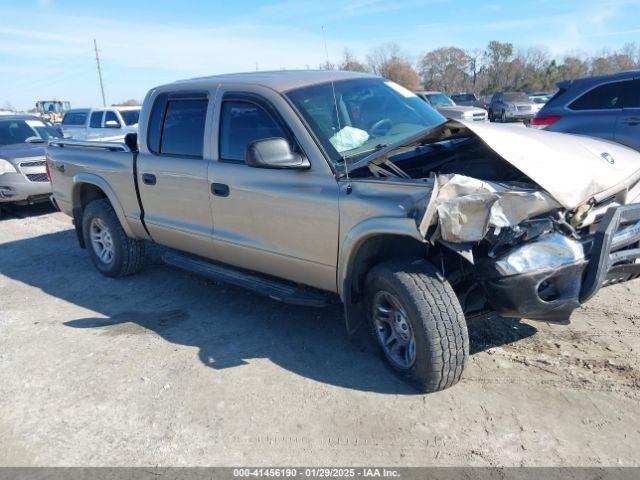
top-left (232, 468), bottom-right (400, 478)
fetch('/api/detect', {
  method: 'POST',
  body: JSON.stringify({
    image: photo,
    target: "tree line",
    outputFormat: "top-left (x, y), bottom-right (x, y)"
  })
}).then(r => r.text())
top-left (324, 41), bottom-right (640, 94)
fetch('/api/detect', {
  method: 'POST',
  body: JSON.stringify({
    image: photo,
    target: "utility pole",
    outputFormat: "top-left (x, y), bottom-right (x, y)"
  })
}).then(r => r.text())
top-left (93, 39), bottom-right (106, 107)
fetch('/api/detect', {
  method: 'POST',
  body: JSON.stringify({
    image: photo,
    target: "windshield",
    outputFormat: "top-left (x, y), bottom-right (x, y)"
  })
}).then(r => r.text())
top-left (0, 118), bottom-right (60, 146)
top-left (286, 78), bottom-right (445, 167)
top-left (118, 109), bottom-right (140, 126)
top-left (39, 102), bottom-right (63, 113)
top-left (504, 92), bottom-right (530, 103)
top-left (426, 93), bottom-right (456, 107)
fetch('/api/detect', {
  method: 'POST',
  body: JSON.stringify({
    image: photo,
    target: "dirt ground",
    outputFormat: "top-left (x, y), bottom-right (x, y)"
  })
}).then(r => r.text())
top-left (1, 203), bottom-right (639, 466)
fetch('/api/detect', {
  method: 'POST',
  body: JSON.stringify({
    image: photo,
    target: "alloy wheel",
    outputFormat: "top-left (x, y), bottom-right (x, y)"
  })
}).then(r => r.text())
top-left (372, 290), bottom-right (417, 370)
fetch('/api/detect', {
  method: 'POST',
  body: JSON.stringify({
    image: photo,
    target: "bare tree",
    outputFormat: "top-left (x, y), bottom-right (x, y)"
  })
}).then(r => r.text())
top-left (484, 41), bottom-right (514, 91)
top-left (418, 47), bottom-right (472, 92)
top-left (113, 99), bottom-right (141, 106)
top-left (367, 43), bottom-right (420, 90)
top-left (339, 48), bottom-right (368, 72)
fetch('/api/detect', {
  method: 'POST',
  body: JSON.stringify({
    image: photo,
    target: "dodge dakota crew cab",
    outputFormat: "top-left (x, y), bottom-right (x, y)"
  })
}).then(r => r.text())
top-left (47, 71), bottom-right (640, 392)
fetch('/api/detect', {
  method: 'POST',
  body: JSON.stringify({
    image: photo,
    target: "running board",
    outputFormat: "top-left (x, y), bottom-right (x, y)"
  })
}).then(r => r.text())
top-left (162, 250), bottom-right (331, 308)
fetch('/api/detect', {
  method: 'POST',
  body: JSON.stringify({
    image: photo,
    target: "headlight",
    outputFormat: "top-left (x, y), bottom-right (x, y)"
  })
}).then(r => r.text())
top-left (507, 104), bottom-right (516, 111)
top-left (495, 233), bottom-right (584, 276)
top-left (0, 158), bottom-right (17, 175)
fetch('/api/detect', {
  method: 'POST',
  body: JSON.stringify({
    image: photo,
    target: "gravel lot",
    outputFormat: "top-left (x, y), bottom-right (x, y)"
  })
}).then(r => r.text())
top-left (1, 204), bottom-right (639, 466)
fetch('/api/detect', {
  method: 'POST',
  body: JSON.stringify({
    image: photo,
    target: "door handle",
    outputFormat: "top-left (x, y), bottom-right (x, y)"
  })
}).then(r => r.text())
top-left (211, 183), bottom-right (229, 197)
top-left (142, 173), bottom-right (156, 185)
top-left (623, 117), bottom-right (640, 126)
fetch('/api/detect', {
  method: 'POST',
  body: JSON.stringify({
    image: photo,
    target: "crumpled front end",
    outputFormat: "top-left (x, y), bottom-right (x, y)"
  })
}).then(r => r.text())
top-left (418, 175), bottom-right (640, 322)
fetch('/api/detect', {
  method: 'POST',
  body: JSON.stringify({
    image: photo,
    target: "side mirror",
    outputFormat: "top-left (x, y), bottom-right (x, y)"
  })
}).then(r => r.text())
top-left (105, 120), bottom-right (121, 129)
top-left (245, 138), bottom-right (310, 170)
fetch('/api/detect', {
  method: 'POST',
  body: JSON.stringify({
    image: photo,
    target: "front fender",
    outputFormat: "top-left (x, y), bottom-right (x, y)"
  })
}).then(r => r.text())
top-left (72, 172), bottom-right (136, 238)
top-left (338, 217), bottom-right (425, 334)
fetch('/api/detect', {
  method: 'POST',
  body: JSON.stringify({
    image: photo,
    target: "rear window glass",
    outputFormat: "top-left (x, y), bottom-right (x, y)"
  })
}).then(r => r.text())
top-left (503, 92), bottom-right (530, 102)
top-left (570, 81), bottom-right (632, 110)
top-left (89, 111), bottom-right (103, 128)
top-left (160, 99), bottom-right (208, 158)
top-left (62, 112), bottom-right (87, 126)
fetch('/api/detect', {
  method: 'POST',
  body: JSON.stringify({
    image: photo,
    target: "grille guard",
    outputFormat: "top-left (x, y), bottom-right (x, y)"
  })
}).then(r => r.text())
top-left (580, 203), bottom-right (640, 303)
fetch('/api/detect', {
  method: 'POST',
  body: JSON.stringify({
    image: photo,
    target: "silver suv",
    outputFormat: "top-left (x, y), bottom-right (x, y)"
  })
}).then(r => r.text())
top-left (488, 92), bottom-right (535, 123)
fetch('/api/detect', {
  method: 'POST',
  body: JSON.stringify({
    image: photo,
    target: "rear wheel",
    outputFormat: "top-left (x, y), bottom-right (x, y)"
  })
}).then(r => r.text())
top-left (365, 259), bottom-right (469, 392)
top-left (501, 110), bottom-right (507, 123)
top-left (82, 198), bottom-right (145, 277)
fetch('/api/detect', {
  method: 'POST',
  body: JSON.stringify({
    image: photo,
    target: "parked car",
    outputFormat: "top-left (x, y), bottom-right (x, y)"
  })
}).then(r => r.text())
top-left (417, 91), bottom-right (487, 121)
top-left (0, 115), bottom-right (60, 212)
top-left (61, 106), bottom-right (141, 141)
top-left (531, 71), bottom-right (640, 151)
top-left (48, 70), bottom-right (640, 392)
top-left (528, 92), bottom-right (552, 114)
top-left (450, 92), bottom-right (487, 110)
top-left (487, 92), bottom-right (535, 122)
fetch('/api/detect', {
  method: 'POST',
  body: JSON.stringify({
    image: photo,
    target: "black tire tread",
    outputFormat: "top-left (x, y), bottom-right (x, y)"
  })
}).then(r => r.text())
top-left (367, 259), bottom-right (469, 392)
top-left (83, 198), bottom-right (145, 277)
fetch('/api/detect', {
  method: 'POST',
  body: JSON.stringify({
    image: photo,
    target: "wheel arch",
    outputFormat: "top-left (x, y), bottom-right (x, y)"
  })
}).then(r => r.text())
top-left (338, 218), bottom-right (427, 334)
top-left (71, 173), bottom-right (135, 247)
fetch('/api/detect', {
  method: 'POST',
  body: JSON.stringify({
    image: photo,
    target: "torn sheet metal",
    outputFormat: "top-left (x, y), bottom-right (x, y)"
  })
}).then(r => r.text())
top-left (422, 174), bottom-right (561, 243)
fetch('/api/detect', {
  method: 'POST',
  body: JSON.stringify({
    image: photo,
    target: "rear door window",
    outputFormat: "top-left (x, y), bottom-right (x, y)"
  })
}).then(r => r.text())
top-left (104, 110), bottom-right (120, 127)
top-left (219, 101), bottom-right (287, 162)
top-left (570, 80), bottom-right (632, 110)
top-left (89, 111), bottom-right (103, 128)
top-left (159, 98), bottom-right (208, 158)
top-left (62, 112), bottom-right (87, 126)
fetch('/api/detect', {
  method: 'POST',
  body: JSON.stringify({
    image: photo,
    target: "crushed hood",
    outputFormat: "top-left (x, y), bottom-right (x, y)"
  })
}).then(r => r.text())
top-left (457, 120), bottom-right (640, 209)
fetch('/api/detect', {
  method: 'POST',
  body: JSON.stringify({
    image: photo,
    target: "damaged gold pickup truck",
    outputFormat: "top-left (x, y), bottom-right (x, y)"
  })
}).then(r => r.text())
top-left (47, 71), bottom-right (640, 392)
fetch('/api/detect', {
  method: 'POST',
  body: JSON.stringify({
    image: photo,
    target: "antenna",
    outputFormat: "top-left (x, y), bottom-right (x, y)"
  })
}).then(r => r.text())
top-left (93, 39), bottom-right (107, 107)
top-left (330, 80), bottom-right (352, 193)
top-left (321, 25), bottom-right (331, 69)
top-left (323, 26), bottom-right (351, 192)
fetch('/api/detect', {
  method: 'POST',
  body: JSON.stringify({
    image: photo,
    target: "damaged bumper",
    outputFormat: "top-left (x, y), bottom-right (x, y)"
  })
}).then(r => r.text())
top-left (479, 204), bottom-right (640, 322)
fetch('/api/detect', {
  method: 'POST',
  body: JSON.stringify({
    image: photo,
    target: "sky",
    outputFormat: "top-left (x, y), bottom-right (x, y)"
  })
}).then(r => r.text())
top-left (1, 0), bottom-right (640, 110)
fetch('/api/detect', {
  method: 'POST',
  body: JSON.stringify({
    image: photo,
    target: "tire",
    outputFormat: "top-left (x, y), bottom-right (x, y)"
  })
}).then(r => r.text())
top-left (365, 258), bottom-right (469, 392)
top-left (488, 110), bottom-right (494, 122)
top-left (501, 110), bottom-right (507, 123)
top-left (82, 198), bottom-right (145, 277)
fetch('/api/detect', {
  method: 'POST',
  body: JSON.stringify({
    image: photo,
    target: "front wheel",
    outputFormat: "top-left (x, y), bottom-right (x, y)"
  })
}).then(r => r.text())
top-left (82, 198), bottom-right (145, 277)
top-left (366, 259), bottom-right (469, 392)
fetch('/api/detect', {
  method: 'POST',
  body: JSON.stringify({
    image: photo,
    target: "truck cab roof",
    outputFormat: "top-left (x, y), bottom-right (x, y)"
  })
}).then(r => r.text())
top-left (167, 70), bottom-right (378, 93)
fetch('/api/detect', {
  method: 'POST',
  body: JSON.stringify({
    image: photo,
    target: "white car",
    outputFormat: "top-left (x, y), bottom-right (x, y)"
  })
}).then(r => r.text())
top-left (61, 106), bottom-right (141, 141)
top-left (528, 92), bottom-right (552, 115)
